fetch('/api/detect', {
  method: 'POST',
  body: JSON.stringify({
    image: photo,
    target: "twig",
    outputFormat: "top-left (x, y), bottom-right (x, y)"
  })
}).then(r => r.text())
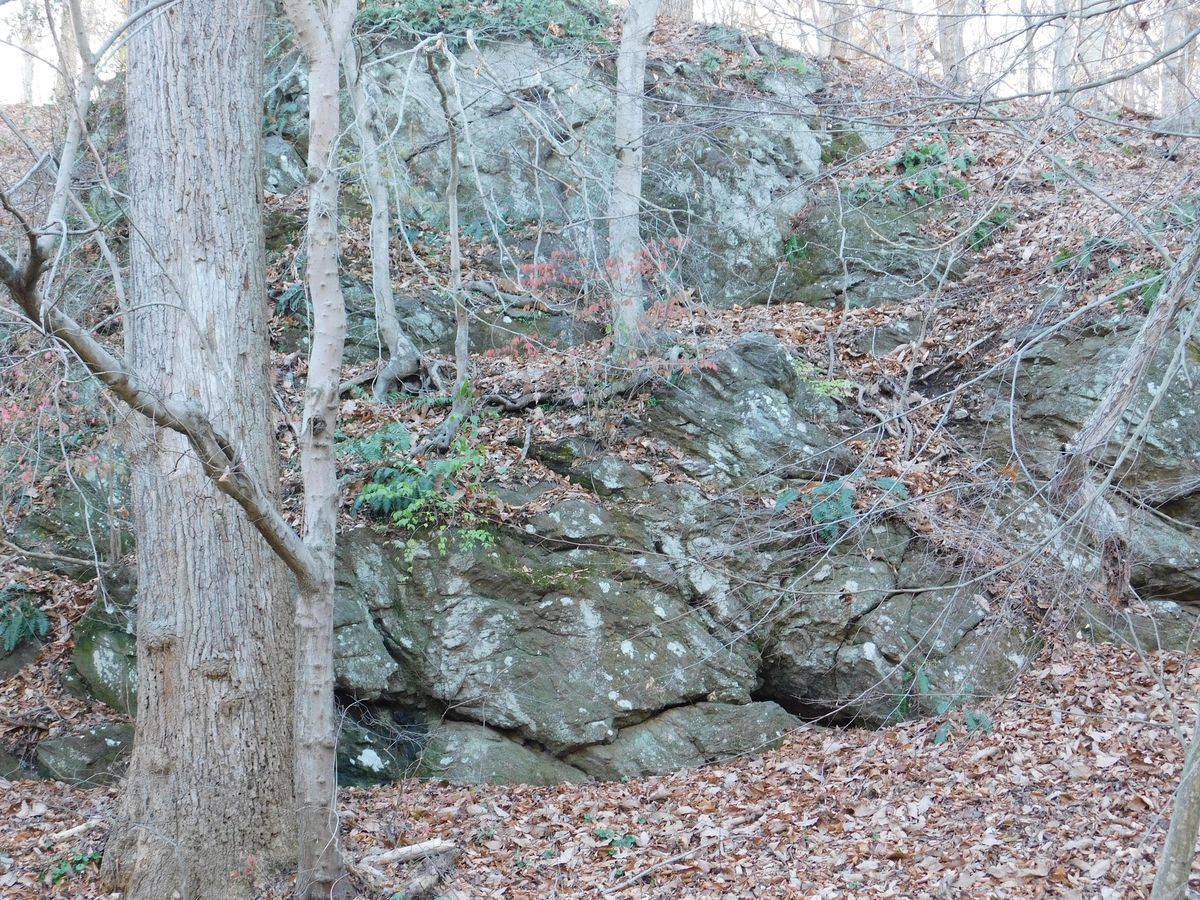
top-left (602, 843), bottom-right (711, 895)
top-left (1, 537), bottom-right (107, 570)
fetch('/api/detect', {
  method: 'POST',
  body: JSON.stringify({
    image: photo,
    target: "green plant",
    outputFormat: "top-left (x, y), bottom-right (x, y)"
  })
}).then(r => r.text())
top-left (790, 358), bottom-right (855, 400)
top-left (782, 233), bottom-right (809, 266)
top-left (594, 828), bottom-right (637, 855)
top-left (699, 49), bottom-right (722, 74)
top-left (1052, 234), bottom-right (1126, 274)
top-left (351, 430), bottom-right (493, 558)
top-left (339, 422), bottom-right (413, 464)
top-left (1119, 265), bottom-right (1165, 310)
top-left (274, 282), bottom-right (307, 317)
top-left (357, 0), bottom-right (610, 48)
top-left (43, 850), bottom-right (102, 885)
top-left (968, 206), bottom-right (1014, 250)
top-left (774, 55), bottom-right (809, 74)
top-left (0, 584), bottom-right (49, 654)
top-left (849, 136), bottom-right (976, 207)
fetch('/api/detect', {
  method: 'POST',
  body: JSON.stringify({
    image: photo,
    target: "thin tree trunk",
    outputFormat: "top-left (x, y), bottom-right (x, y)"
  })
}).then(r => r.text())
top-left (937, 0), bottom-right (967, 83)
top-left (1052, 1), bottom-right (1075, 94)
top-left (18, 1), bottom-right (38, 105)
top-left (1020, 0), bottom-right (1036, 95)
top-left (609, 0), bottom-right (661, 362)
top-left (52, 0), bottom-right (80, 116)
top-left (278, 1), bottom-right (356, 896)
top-left (346, 43), bottom-right (421, 401)
top-left (1153, 708), bottom-right (1200, 899)
top-left (100, 1), bottom-right (296, 896)
top-left (661, 0), bottom-right (692, 22)
top-left (424, 48), bottom-right (472, 450)
top-left (1160, 3), bottom-right (1199, 120)
top-left (823, 0), bottom-right (856, 62)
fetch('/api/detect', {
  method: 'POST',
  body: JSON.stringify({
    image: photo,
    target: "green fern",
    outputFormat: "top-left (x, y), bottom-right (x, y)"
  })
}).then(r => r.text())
top-left (0, 585), bottom-right (50, 654)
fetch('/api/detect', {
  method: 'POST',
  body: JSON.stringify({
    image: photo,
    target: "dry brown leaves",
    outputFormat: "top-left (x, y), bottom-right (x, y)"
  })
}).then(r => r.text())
top-left (1, 642), bottom-right (1196, 898)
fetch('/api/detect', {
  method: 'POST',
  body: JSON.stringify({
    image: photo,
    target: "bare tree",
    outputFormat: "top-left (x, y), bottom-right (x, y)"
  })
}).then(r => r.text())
top-left (278, 1), bottom-right (357, 895)
top-left (3, 0), bottom-right (300, 895)
top-left (609, 0), bottom-right (662, 361)
top-left (937, 0), bottom-right (967, 82)
top-left (346, 40), bottom-right (422, 401)
top-left (422, 44), bottom-right (472, 451)
top-left (662, 0), bottom-right (694, 22)
top-left (1160, 1), bottom-right (1199, 120)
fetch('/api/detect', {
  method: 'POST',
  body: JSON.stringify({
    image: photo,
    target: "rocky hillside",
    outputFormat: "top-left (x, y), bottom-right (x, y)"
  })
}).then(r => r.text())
top-left (4, 19), bottom-right (1200, 799)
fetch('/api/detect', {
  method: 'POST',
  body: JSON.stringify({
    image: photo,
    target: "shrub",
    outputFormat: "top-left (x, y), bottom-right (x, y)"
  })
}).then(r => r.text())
top-left (357, 0), bottom-right (610, 48)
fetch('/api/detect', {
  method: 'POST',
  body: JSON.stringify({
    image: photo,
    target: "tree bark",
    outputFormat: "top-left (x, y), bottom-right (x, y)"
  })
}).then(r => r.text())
top-left (822, 0), bottom-right (857, 62)
top-left (100, 1), bottom-right (296, 896)
top-left (937, 0), bottom-right (967, 83)
top-left (346, 43), bottom-right (422, 401)
top-left (279, 1), bottom-right (356, 896)
top-left (1160, 3), bottom-right (1199, 120)
top-left (422, 48), bottom-right (473, 451)
top-left (609, 0), bottom-right (661, 362)
top-left (1153, 710), bottom-right (1200, 899)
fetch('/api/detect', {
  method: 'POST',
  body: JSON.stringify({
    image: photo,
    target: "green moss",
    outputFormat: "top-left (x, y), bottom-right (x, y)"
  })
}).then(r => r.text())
top-left (821, 130), bottom-right (868, 166)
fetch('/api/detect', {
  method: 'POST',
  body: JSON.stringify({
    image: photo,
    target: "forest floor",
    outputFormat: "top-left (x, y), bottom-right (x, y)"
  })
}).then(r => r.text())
top-left (1, 639), bottom-right (1198, 897)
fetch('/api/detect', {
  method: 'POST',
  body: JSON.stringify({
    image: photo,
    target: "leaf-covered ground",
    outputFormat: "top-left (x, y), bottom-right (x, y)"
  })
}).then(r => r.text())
top-left (2, 640), bottom-right (1198, 897)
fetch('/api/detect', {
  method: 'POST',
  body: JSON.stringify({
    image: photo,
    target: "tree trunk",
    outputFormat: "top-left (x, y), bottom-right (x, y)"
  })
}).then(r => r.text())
top-left (1153, 710), bottom-right (1200, 899)
top-left (661, 0), bottom-right (692, 22)
top-left (1052, 0), bottom-right (1076, 94)
top-left (1160, 4), bottom-right (1199, 120)
top-left (1050, 225), bottom-right (1200, 607)
top-left (822, 0), bottom-right (857, 62)
top-left (609, 0), bottom-right (661, 361)
top-left (937, 0), bottom-right (967, 83)
top-left (346, 44), bottom-right (421, 401)
top-left (279, 1), bottom-right (356, 896)
top-left (101, 1), bottom-right (296, 896)
top-left (424, 50), bottom-right (473, 450)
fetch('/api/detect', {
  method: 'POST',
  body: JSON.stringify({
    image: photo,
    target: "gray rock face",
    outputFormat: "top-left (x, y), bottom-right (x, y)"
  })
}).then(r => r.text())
top-left (263, 135), bottom-right (306, 195)
top-left (9, 441), bottom-right (130, 579)
top-left (565, 701), bottom-right (798, 780)
top-left (359, 38), bottom-right (823, 309)
top-left (961, 322), bottom-right (1200, 602)
top-left (645, 333), bottom-right (850, 483)
top-left (69, 569), bottom-right (138, 716)
top-left (66, 334), bottom-right (1044, 784)
top-left (35, 724), bottom-right (132, 786)
top-left (356, 527), bottom-right (758, 754)
top-left (0, 747), bottom-right (30, 780)
top-left (782, 200), bottom-right (966, 308)
top-left (418, 722), bottom-right (589, 785)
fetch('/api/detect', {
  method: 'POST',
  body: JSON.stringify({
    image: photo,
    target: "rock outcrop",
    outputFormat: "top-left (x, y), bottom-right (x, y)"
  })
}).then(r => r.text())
top-left (69, 334), bottom-right (1041, 784)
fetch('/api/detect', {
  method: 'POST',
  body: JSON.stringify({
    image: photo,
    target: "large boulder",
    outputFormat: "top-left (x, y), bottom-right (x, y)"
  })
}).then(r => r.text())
top-left (756, 532), bottom-right (1037, 724)
top-left (781, 199), bottom-right (966, 307)
top-left (69, 569), bottom-right (138, 716)
top-left (418, 722), bottom-right (589, 785)
top-left (360, 35), bottom-right (824, 308)
top-left (35, 724), bottom-right (132, 786)
top-left (960, 321), bottom-right (1200, 602)
top-left (354, 525), bottom-right (759, 754)
top-left (63, 332), bottom-right (1048, 782)
top-left (565, 701), bottom-right (798, 780)
top-left (645, 333), bottom-right (851, 482)
top-left (9, 441), bottom-right (131, 579)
